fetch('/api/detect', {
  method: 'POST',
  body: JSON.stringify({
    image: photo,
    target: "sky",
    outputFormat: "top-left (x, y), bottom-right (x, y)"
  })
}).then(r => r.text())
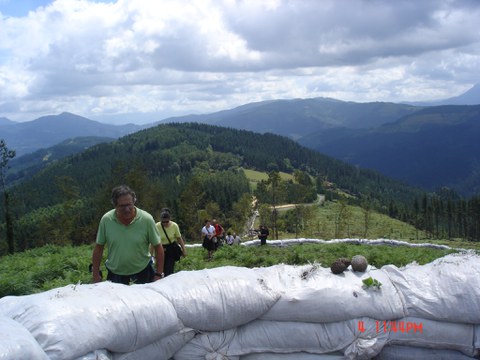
top-left (0, 0), bottom-right (479, 125)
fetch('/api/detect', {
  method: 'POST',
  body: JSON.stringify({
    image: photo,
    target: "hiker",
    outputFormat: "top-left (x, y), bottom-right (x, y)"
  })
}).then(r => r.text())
top-left (92, 185), bottom-right (165, 284)
top-left (233, 232), bottom-right (242, 245)
top-left (257, 224), bottom-right (270, 245)
top-left (156, 208), bottom-right (187, 277)
top-left (225, 231), bottom-right (235, 245)
top-left (201, 219), bottom-right (216, 260)
top-left (212, 219), bottom-right (225, 248)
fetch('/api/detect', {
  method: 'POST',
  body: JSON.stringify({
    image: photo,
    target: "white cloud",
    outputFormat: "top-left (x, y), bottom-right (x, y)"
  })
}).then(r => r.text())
top-left (0, 0), bottom-right (479, 123)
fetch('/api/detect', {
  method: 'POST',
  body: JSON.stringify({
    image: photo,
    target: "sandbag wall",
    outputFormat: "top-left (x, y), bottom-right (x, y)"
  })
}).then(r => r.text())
top-left (0, 252), bottom-right (479, 360)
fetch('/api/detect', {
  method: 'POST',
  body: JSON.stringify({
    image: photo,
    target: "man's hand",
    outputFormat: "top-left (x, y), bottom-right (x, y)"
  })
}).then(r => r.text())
top-left (92, 272), bottom-right (102, 283)
top-left (154, 272), bottom-right (165, 281)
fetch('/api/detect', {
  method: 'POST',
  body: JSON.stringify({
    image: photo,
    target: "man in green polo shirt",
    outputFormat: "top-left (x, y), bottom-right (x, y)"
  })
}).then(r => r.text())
top-left (91, 185), bottom-right (165, 284)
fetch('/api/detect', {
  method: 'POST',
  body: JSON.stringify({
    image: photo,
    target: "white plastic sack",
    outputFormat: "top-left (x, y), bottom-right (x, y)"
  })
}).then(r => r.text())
top-left (146, 266), bottom-right (280, 331)
top-left (175, 318), bottom-right (387, 360)
top-left (0, 315), bottom-right (49, 360)
top-left (173, 328), bottom-right (238, 360)
top-left (386, 317), bottom-right (476, 357)
top-left (73, 349), bottom-right (112, 360)
top-left (256, 264), bottom-right (406, 323)
top-left (113, 329), bottom-right (196, 360)
top-left (240, 352), bottom-right (346, 359)
top-left (373, 345), bottom-right (476, 360)
top-left (0, 282), bottom-right (183, 360)
top-left (475, 324), bottom-right (480, 350)
top-left (230, 318), bottom-right (387, 360)
top-left (382, 252), bottom-right (480, 323)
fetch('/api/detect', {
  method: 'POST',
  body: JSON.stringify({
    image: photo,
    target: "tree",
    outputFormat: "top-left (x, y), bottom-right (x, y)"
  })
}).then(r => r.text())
top-left (55, 176), bottom-right (80, 245)
top-left (0, 139), bottom-right (16, 254)
top-left (334, 198), bottom-right (351, 238)
top-left (178, 176), bottom-right (205, 241)
top-left (267, 170), bottom-right (282, 240)
top-left (230, 193), bottom-right (253, 235)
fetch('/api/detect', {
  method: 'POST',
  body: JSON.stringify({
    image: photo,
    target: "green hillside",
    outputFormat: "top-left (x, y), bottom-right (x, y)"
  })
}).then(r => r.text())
top-left (0, 122), bottom-right (476, 256)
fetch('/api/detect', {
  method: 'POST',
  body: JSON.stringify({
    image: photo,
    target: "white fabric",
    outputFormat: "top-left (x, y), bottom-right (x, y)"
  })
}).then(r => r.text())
top-left (0, 282), bottom-right (182, 360)
top-left (231, 318), bottom-right (387, 360)
top-left (373, 345), bottom-right (476, 360)
top-left (382, 252), bottom-right (480, 323)
top-left (386, 317), bottom-right (476, 357)
top-left (173, 328), bottom-right (238, 360)
top-left (113, 329), bottom-right (196, 360)
top-left (0, 315), bottom-right (49, 360)
top-left (145, 266), bottom-right (280, 331)
top-left (240, 352), bottom-right (346, 359)
top-left (256, 264), bottom-right (406, 323)
top-left (175, 318), bottom-right (387, 360)
top-left (73, 350), bottom-right (112, 360)
top-left (1, 251), bottom-right (479, 360)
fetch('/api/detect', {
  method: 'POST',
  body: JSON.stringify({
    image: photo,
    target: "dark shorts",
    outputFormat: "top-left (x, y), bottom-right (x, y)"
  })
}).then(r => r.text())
top-left (203, 236), bottom-right (216, 251)
top-left (106, 261), bottom-right (155, 285)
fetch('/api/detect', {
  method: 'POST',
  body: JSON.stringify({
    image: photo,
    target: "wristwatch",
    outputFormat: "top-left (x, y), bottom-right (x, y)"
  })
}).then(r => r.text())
top-left (155, 272), bottom-right (165, 278)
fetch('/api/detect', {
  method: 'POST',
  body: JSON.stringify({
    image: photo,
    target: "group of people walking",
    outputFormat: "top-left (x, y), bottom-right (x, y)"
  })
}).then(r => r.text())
top-left (201, 219), bottom-right (242, 260)
top-left (91, 185), bottom-right (187, 285)
top-left (91, 185), bottom-right (256, 285)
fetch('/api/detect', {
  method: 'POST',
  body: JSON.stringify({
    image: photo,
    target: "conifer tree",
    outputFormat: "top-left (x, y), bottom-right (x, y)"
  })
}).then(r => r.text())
top-left (0, 139), bottom-right (16, 254)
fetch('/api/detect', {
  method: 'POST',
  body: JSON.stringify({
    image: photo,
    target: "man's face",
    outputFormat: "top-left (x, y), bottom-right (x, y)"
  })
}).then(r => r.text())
top-left (116, 194), bottom-right (135, 219)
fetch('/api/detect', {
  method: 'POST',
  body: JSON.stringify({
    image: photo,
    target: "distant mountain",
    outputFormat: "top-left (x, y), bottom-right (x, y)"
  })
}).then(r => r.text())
top-left (160, 98), bottom-right (421, 140)
top-left (299, 105), bottom-right (480, 196)
top-left (440, 84), bottom-right (480, 105)
top-left (0, 112), bottom-right (143, 156)
top-left (3, 94), bottom-right (479, 197)
top-left (404, 83), bottom-right (480, 106)
top-left (7, 136), bottom-right (115, 186)
top-left (0, 117), bottom-right (15, 126)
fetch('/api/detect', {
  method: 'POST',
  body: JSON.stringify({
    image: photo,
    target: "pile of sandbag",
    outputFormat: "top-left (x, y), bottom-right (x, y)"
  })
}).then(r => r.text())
top-left (0, 250), bottom-right (479, 360)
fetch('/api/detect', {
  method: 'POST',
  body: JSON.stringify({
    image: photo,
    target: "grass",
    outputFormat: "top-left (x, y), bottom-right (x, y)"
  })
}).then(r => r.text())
top-left (243, 168), bottom-right (293, 190)
top-left (1, 238), bottom-right (473, 298)
top-left (310, 201), bottom-right (424, 240)
top-left (1, 198), bottom-right (478, 298)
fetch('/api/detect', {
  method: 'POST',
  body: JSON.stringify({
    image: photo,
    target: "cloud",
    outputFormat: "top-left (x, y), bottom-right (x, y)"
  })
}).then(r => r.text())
top-left (0, 0), bottom-right (479, 123)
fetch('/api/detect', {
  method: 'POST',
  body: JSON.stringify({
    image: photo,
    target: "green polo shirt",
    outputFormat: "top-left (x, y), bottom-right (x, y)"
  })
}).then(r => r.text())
top-left (96, 207), bottom-right (161, 275)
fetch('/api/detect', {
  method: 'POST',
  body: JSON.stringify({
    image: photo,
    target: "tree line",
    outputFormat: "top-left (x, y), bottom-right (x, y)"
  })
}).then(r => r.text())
top-left (1, 123), bottom-right (479, 255)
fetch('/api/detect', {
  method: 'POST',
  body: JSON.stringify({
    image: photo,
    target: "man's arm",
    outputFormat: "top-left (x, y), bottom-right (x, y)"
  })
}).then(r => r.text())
top-left (153, 244), bottom-right (165, 280)
top-left (91, 244), bottom-right (104, 283)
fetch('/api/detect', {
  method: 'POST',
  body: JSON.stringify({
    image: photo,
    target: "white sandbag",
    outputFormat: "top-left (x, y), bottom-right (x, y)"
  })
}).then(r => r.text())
top-left (230, 318), bottom-right (387, 359)
top-left (382, 252), bottom-right (480, 323)
top-left (373, 344), bottom-right (476, 360)
top-left (175, 318), bottom-right (387, 360)
top-left (73, 349), bottom-right (112, 360)
top-left (475, 324), bottom-right (480, 351)
top-left (240, 352), bottom-right (346, 359)
top-left (0, 282), bottom-right (182, 360)
top-left (173, 328), bottom-right (239, 360)
top-left (386, 317), bottom-right (476, 357)
top-left (0, 315), bottom-right (49, 360)
top-left (256, 264), bottom-right (406, 323)
top-left (145, 266), bottom-right (280, 331)
top-left (113, 329), bottom-right (196, 360)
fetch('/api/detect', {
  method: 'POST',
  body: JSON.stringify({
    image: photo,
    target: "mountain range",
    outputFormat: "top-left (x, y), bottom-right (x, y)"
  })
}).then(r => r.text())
top-left (1, 84), bottom-right (479, 196)
top-left (0, 112), bottom-right (144, 156)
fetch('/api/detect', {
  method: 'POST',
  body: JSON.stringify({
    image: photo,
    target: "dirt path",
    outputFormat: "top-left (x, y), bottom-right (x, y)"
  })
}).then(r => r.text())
top-left (245, 194), bottom-right (325, 236)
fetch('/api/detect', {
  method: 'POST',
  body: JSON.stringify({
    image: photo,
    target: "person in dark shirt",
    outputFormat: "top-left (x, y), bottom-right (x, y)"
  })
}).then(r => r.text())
top-left (258, 224), bottom-right (269, 245)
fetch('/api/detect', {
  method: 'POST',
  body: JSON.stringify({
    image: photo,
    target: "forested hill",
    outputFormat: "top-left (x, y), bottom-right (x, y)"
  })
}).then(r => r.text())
top-left (1, 122), bottom-right (424, 254)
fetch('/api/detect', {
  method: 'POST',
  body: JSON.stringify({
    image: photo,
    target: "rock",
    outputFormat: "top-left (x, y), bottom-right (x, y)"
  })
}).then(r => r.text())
top-left (351, 255), bottom-right (368, 272)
